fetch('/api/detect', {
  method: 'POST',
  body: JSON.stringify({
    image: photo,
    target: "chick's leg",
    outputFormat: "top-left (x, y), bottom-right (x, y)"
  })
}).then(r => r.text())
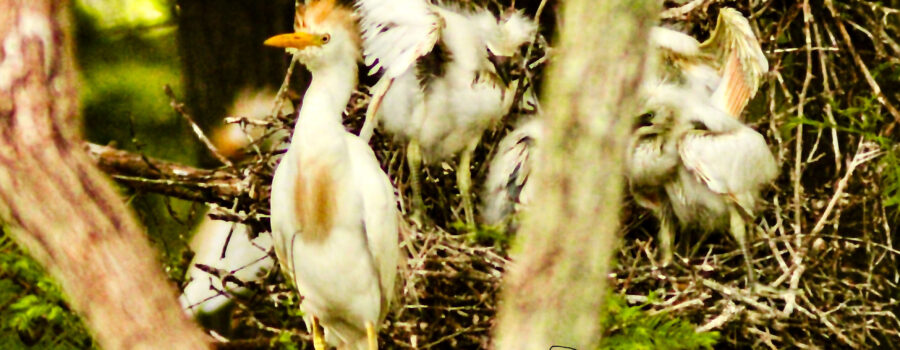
top-left (458, 137), bottom-right (480, 227)
top-left (311, 316), bottom-right (325, 350)
top-left (729, 206), bottom-right (756, 284)
top-left (366, 321), bottom-right (378, 350)
top-left (657, 207), bottom-right (674, 266)
top-left (407, 138), bottom-right (426, 224)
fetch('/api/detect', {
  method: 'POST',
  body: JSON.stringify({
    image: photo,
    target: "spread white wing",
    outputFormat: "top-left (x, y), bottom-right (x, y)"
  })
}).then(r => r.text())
top-left (355, 0), bottom-right (442, 78)
top-left (702, 8), bottom-right (768, 117)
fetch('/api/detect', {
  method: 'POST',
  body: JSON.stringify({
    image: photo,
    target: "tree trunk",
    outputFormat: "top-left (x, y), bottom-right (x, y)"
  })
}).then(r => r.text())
top-left (0, 2), bottom-right (210, 349)
top-left (493, 0), bottom-right (657, 348)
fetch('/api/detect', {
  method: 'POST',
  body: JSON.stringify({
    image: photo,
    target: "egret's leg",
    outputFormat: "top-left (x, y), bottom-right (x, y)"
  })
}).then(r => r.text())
top-left (729, 206), bottom-right (756, 284)
top-left (407, 139), bottom-right (425, 223)
top-left (689, 229), bottom-right (714, 258)
top-left (311, 316), bottom-right (325, 350)
top-left (457, 138), bottom-right (480, 227)
top-left (658, 208), bottom-right (674, 266)
top-left (366, 321), bottom-right (378, 350)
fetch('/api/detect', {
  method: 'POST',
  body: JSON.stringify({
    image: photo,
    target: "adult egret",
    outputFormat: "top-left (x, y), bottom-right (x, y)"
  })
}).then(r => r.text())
top-left (265, 1), bottom-right (400, 348)
top-left (179, 218), bottom-right (274, 319)
top-left (355, 0), bottom-right (537, 225)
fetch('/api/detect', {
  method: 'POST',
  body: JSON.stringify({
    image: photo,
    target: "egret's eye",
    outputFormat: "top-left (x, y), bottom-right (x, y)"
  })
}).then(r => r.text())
top-left (321, 34), bottom-right (331, 44)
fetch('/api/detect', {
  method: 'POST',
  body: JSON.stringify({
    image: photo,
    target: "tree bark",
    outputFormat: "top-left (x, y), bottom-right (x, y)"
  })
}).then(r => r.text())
top-left (493, 0), bottom-right (657, 349)
top-left (0, 2), bottom-right (210, 349)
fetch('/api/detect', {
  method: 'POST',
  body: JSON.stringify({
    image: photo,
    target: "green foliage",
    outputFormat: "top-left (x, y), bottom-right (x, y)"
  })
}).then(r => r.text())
top-left (274, 331), bottom-right (299, 350)
top-left (878, 146), bottom-right (900, 207)
top-left (785, 92), bottom-right (900, 207)
top-left (0, 232), bottom-right (94, 349)
top-left (599, 293), bottom-right (718, 350)
top-left (74, 0), bottom-right (200, 283)
top-left (454, 221), bottom-right (512, 250)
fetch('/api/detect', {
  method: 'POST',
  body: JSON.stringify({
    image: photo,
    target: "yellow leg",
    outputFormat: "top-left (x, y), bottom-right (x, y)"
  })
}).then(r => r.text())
top-left (311, 316), bottom-right (326, 350)
top-left (657, 208), bottom-right (674, 266)
top-left (407, 139), bottom-right (425, 225)
top-left (729, 206), bottom-right (756, 284)
top-left (457, 138), bottom-right (480, 228)
top-left (366, 321), bottom-right (378, 350)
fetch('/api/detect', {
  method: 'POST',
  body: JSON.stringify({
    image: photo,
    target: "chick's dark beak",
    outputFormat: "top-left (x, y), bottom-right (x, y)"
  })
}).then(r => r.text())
top-left (488, 51), bottom-right (513, 86)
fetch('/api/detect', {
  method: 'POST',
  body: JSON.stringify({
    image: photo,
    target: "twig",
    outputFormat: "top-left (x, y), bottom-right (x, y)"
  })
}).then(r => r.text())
top-left (696, 301), bottom-right (743, 333)
top-left (84, 142), bottom-right (249, 207)
top-left (810, 140), bottom-right (882, 235)
top-left (792, 0), bottom-right (813, 241)
top-left (825, 0), bottom-right (900, 135)
top-left (660, 0), bottom-right (710, 20)
top-left (271, 55), bottom-right (300, 122)
top-left (164, 85), bottom-right (235, 168)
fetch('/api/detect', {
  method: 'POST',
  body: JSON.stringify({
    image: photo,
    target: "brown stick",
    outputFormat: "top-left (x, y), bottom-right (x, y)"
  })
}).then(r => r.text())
top-left (85, 143), bottom-right (244, 203)
top-left (165, 84), bottom-right (236, 168)
top-left (824, 0), bottom-right (900, 135)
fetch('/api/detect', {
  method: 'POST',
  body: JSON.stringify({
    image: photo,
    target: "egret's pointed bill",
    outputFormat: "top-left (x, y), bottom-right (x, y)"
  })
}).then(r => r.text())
top-left (264, 32), bottom-right (324, 49)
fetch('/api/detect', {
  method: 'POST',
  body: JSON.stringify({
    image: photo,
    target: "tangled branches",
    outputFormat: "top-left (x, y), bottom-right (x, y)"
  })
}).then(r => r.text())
top-left (611, 0), bottom-right (900, 348)
top-left (86, 0), bottom-right (900, 348)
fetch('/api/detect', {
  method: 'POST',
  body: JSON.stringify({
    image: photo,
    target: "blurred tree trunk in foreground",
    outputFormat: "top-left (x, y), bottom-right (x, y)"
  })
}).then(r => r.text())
top-left (0, 2), bottom-right (210, 349)
top-left (493, 0), bottom-right (657, 348)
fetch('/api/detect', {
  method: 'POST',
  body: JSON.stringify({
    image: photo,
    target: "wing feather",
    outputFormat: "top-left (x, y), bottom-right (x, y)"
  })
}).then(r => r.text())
top-left (702, 8), bottom-right (768, 117)
top-left (483, 119), bottom-right (542, 225)
top-left (678, 128), bottom-right (777, 212)
top-left (356, 0), bottom-right (443, 78)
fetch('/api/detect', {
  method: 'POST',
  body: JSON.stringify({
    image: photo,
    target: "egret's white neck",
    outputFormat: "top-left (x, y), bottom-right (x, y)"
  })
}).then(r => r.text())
top-left (291, 56), bottom-right (358, 143)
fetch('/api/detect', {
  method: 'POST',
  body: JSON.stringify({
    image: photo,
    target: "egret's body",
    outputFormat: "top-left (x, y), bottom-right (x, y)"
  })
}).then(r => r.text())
top-left (482, 118), bottom-right (542, 226)
top-left (180, 89), bottom-right (289, 322)
top-left (212, 88), bottom-right (294, 158)
top-left (356, 0), bottom-right (536, 224)
top-left (179, 218), bottom-right (274, 316)
top-left (628, 84), bottom-right (777, 271)
top-left (627, 9), bottom-right (775, 269)
top-left (266, 2), bottom-right (399, 348)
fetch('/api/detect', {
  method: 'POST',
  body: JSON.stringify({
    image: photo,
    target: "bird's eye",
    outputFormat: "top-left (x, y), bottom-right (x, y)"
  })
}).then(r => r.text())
top-left (321, 34), bottom-right (331, 44)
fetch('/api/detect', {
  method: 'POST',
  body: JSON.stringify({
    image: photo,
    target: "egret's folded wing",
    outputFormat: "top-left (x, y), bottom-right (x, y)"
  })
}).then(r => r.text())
top-left (356, 0), bottom-right (442, 78)
top-left (701, 8), bottom-right (768, 118)
top-left (345, 134), bottom-right (400, 320)
top-left (483, 119), bottom-right (542, 224)
top-left (678, 128), bottom-right (777, 209)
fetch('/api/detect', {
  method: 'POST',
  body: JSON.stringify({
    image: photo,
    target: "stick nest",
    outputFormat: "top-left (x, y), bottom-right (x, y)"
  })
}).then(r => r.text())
top-left (162, 0), bottom-right (900, 348)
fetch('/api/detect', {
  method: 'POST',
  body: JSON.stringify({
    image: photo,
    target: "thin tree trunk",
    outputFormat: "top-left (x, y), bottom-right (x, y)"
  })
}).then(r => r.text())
top-left (493, 0), bottom-right (657, 348)
top-left (0, 2), bottom-right (210, 348)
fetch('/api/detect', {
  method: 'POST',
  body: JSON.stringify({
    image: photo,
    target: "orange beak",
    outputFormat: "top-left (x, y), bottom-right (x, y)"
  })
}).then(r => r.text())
top-left (264, 32), bottom-right (323, 49)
